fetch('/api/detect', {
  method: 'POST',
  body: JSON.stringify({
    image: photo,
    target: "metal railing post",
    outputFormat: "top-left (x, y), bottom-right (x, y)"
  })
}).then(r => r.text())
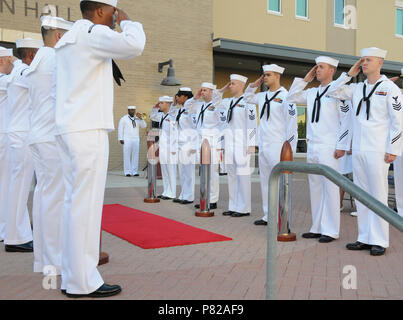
top-left (266, 161), bottom-right (403, 300)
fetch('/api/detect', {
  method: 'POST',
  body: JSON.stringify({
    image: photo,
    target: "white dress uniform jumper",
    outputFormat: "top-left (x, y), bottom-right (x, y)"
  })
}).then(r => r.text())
top-left (287, 78), bottom-right (352, 239)
top-left (393, 88), bottom-right (403, 217)
top-left (328, 73), bottom-right (403, 247)
top-left (244, 85), bottom-right (298, 222)
top-left (118, 114), bottom-right (147, 176)
top-left (184, 94), bottom-right (226, 204)
top-left (54, 18), bottom-right (146, 295)
top-left (172, 104), bottom-right (198, 202)
top-left (25, 46), bottom-right (65, 274)
top-left (150, 105), bottom-right (178, 199)
top-left (4, 60), bottom-right (34, 246)
top-left (216, 94), bottom-right (257, 214)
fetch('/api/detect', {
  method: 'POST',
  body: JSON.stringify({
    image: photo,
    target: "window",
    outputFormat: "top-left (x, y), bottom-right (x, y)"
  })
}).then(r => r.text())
top-left (334, 0), bottom-right (345, 26)
top-left (296, 0), bottom-right (308, 18)
top-left (268, 0), bottom-right (281, 14)
top-left (397, 8), bottom-right (403, 36)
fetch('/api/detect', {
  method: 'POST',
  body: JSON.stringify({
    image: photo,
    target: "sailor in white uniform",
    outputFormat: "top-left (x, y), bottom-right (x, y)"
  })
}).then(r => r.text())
top-left (150, 96), bottom-right (178, 200)
top-left (171, 88), bottom-right (197, 205)
top-left (327, 48), bottom-right (403, 256)
top-left (4, 38), bottom-right (43, 253)
top-left (244, 64), bottom-right (298, 226)
top-left (25, 15), bottom-right (72, 275)
top-left (0, 47), bottom-right (17, 243)
top-left (55, 0), bottom-right (146, 297)
top-left (118, 106), bottom-right (147, 177)
top-left (393, 68), bottom-right (403, 217)
top-left (287, 56), bottom-right (352, 242)
top-left (183, 82), bottom-right (226, 209)
top-left (216, 74), bottom-right (257, 217)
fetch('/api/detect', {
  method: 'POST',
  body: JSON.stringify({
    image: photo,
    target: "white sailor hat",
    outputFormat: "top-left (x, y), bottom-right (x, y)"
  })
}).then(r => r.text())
top-left (262, 64), bottom-right (285, 74)
top-left (230, 74), bottom-right (248, 83)
top-left (128, 106), bottom-right (136, 110)
top-left (80, 0), bottom-right (118, 7)
top-left (201, 82), bottom-right (217, 90)
top-left (159, 96), bottom-right (174, 103)
top-left (41, 16), bottom-right (74, 31)
top-left (0, 46), bottom-right (13, 57)
top-left (178, 87), bottom-right (192, 92)
top-left (360, 47), bottom-right (387, 59)
top-left (16, 38), bottom-right (43, 49)
top-left (315, 56), bottom-right (339, 67)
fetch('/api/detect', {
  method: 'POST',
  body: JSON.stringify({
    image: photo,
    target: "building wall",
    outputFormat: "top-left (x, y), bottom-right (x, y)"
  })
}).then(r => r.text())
top-left (0, 0), bottom-right (214, 171)
top-left (213, 0), bottom-right (327, 51)
top-left (213, 0), bottom-right (402, 63)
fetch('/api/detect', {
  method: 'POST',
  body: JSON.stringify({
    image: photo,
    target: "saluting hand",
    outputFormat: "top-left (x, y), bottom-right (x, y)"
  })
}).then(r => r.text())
top-left (251, 75), bottom-right (264, 88)
top-left (116, 8), bottom-right (130, 25)
top-left (194, 88), bottom-right (202, 100)
top-left (304, 66), bottom-right (318, 83)
top-left (348, 58), bottom-right (363, 78)
top-left (219, 82), bottom-right (230, 94)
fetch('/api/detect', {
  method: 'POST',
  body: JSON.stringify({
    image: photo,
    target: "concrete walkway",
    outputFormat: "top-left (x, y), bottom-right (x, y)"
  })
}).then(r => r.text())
top-left (0, 167), bottom-right (402, 300)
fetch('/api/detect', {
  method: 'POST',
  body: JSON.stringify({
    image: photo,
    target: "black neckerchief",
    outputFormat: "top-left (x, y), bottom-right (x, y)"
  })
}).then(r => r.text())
top-left (261, 91), bottom-right (281, 120)
top-left (227, 96), bottom-right (244, 123)
top-left (197, 102), bottom-right (212, 126)
top-left (176, 108), bottom-right (186, 123)
top-left (356, 81), bottom-right (383, 120)
top-left (160, 113), bottom-right (169, 128)
top-left (128, 115), bottom-right (136, 128)
top-left (311, 85), bottom-right (330, 123)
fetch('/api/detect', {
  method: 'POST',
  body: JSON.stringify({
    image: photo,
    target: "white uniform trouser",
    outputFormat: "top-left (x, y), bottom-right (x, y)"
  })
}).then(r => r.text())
top-left (0, 133), bottom-right (9, 240)
top-left (259, 142), bottom-right (282, 222)
top-left (161, 163), bottom-right (177, 199)
top-left (56, 130), bottom-right (108, 295)
top-left (123, 138), bottom-right (140, 175)
top-left (307, 143), bottom-right (340, 239)
top-left (227, 150), bottom-right (251, 214)
top-left (178, 147), bottom-right (195, 201)
top-left (219, 150), bottom-right (227, 174)
top-left (5, 132), bottom-right (34, 245)
top-left (353, 151), bottom-right (390, 248)
top-left (30, 141), bottom-right (64, 275)
top-left (394, 156), bottom-right (403, 217)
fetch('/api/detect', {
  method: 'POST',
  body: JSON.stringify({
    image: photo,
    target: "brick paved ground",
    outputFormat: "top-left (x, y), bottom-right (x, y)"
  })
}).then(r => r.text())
top-left (0, 169), bottom-right (402, 300)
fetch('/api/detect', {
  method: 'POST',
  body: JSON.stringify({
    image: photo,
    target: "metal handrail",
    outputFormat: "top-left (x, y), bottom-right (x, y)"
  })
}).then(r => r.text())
top-left (266, 161), bottom-right (403, 300)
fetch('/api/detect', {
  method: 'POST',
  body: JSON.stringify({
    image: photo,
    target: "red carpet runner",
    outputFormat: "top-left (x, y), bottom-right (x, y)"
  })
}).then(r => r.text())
top-left (101, 204), bottom-right (232, 249)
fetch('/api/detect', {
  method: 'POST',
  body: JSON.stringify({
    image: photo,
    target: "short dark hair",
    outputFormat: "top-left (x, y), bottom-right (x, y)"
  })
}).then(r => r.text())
top-left (176, 91), bottom-right (194, 99)
top-left (41, 27), bottom-right (50, 41)
top-left (16, 48), bottom-right (36, 60)
top-left (80, 1), bottom-right (105, 17)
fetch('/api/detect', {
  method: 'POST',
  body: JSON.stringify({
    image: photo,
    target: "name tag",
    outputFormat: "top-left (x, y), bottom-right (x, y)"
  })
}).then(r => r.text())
top-left (208, 106), bottom-right (215, 111)
top-left (273, 98), bottom-right (283, 103)
top-left (375, 91), bottom-right (387, 96)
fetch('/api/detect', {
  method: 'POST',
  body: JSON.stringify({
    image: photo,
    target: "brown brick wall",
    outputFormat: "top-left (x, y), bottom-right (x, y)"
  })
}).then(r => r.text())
top-left (0, 0), bottom-right (214, 172)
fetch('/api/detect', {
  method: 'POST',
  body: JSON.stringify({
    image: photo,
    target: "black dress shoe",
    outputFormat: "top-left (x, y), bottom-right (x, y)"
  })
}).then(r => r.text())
top-left (231, 212), bottom-right (250, 217)
top-left (254, 219), bottom-right (268, 226)
top-left (302, 232), bottom-right (321, 239)
top-left (370, 245), bottom-right (386, 256)
top-left (61, 289), bottom-right (66, 295)
top-left (253, 219), bottom-right (267, 226)
top-left (133, 174), bottom-right (139, 177)
top-left (66, 283), bottom-right (122, 298)
top-left (222, 211), bottom-right (234, 216)
top-left (318, 235), bottom-right (335, 243)
top-left (180, 200), bottom-right (193, 205)
top-left (5, 241), bottom-right (33, 253)
top-left (125, 174), bottom-right (131, 177)
top-left (346, 241), bottom-right (372, 251)
top-left (157, 195), bottom-right (163, 199)
top-left (161, 196), bottom-right (172, 200)
top-left (172, 198), bottom-right (182, 203)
